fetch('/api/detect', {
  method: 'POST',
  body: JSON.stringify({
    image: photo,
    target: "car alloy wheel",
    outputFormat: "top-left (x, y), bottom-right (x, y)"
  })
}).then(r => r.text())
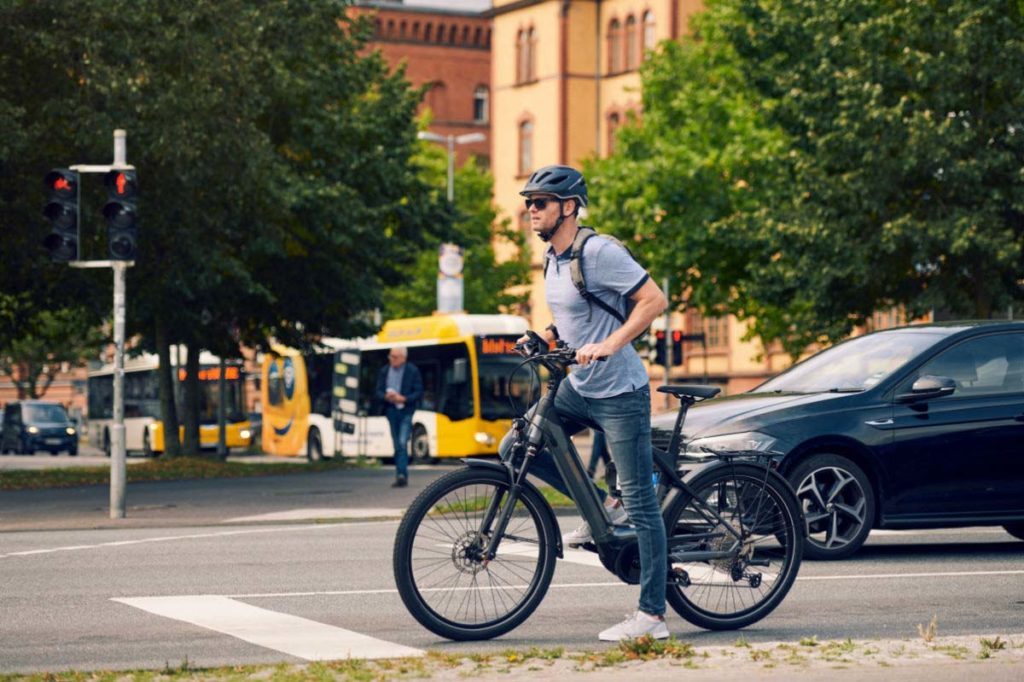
top-left (790, 454), bottom-right (875, 560)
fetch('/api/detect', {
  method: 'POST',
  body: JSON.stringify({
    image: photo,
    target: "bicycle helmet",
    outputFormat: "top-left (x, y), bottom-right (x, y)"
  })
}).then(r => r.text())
top-left (520, 165), bottom-right (588, 242)
top-left (519, 165), bottom-right (588, 207)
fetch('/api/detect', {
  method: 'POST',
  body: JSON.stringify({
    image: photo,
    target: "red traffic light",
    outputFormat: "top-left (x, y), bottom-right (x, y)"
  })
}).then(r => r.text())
top-left (44, 169), bottom-right (78, 199)
top-left (104, 169), bottom-right (138, 199)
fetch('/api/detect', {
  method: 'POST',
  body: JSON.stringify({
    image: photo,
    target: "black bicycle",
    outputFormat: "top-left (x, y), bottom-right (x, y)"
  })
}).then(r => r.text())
top-left (393, 331), bottom-right (805, 641)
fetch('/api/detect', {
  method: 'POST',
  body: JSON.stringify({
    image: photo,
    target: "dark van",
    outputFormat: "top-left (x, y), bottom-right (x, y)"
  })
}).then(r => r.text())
top-left (0, 401), bottom-right (78, 456)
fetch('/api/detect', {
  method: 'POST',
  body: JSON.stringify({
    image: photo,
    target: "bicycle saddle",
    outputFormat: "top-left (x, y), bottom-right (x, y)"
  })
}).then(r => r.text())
top-left (657, 385), bottom-right (721, 400)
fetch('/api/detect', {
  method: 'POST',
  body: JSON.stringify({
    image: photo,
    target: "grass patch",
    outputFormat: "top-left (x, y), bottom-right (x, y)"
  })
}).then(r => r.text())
top-left (619, 635), bottom-right (695, 661)
top-left (0, 455), bottom-right (374, 491)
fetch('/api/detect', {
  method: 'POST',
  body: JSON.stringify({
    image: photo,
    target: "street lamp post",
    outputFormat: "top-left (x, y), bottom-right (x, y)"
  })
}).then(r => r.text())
top-left (417, 131), bottom-right (486, 203)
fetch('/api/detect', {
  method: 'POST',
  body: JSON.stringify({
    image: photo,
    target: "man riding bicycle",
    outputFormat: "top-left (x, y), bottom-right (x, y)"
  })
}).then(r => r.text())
top-left (516, 165), bottom-right (671, 641)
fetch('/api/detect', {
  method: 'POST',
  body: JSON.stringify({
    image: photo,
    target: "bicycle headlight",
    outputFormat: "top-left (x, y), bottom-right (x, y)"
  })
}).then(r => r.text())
top-left (683, 431), bottom-right (778, 461)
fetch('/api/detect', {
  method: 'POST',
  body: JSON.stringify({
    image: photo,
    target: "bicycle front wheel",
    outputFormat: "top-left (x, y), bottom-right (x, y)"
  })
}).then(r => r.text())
top-left (665, 462), bottom-right (803, 630)
top-left (393, 467), bottom-right (558, 641)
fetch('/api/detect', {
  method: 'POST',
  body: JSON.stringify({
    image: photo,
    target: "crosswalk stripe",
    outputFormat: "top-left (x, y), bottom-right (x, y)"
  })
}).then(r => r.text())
top-left (113, 595), bottom-right (423, 661)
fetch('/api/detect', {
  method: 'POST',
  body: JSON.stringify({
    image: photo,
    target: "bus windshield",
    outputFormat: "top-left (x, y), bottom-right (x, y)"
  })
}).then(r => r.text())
top-left (478, 357), bottom-right (534, 420)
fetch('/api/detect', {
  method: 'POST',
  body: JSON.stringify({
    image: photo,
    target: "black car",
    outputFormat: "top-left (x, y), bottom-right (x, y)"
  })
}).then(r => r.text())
top-left (0, 400), bottom-right (79, 456)
top-left (652, 321), bottom-right (1024, 560)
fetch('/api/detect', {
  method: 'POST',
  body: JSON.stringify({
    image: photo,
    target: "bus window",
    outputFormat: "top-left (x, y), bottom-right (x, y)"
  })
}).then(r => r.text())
top-left (478, 357), bottom-right (535, 420)
top-left (307, 352), bottom-right (334, 418)
top-left (435, 343), bottom-right (472, 421)
top-left (358, 348), bottom-right (389, 415)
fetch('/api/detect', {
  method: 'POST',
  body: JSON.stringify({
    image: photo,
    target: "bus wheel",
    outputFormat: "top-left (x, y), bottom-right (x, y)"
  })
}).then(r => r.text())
top-left (410, 424), bottom-right (433, 464)
top-left (306, 428), bottom-right (324, 462)
top-left (143, 430), bottom-right (156, 458)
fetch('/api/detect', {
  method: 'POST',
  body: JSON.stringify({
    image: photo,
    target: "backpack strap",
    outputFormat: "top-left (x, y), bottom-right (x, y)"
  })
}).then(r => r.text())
top-left (570, 227), bottom-right (627, 324)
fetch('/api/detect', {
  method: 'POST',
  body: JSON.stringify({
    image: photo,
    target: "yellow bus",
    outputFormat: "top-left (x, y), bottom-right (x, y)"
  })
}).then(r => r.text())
top-left (87, 350), bottom-right (253, 456)
top-left (260, 314), bottom-right (531, 460)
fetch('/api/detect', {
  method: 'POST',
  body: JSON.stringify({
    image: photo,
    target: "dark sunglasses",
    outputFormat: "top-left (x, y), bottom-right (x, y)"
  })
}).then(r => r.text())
top-left (524, 197), bottom-right (555, 210)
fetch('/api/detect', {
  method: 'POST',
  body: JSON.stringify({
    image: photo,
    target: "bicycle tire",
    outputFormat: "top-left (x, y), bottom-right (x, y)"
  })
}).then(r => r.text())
top-left (393, 467), bottom-right (558, 641)
top-left (664, 462), bottom-right (803, 630)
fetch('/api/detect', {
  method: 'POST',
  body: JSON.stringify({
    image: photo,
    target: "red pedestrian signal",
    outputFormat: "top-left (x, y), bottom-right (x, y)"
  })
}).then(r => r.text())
top-left (103, 169), bottom-right (138, 260)
top-left (42, 169), bottom-right (80, 262)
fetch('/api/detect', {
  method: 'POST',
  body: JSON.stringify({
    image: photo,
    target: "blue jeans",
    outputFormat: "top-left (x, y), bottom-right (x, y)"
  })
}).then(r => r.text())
top-left (386, 407), bottom-right (413, 479)
top-left (528, 381), bottom-right (666, 617)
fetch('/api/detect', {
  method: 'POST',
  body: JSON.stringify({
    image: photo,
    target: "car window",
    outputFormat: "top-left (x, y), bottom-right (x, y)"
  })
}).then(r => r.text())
top-left (754, 329), bottom-right (945, 393)
top-left (909, 333), bottom-right (1024, 397)
top-left (23, 403), bottom-right (69, 423)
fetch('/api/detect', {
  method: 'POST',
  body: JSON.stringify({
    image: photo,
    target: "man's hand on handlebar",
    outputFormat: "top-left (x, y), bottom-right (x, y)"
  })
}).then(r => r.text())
top-left (575, 341), bottom-right (614, 367)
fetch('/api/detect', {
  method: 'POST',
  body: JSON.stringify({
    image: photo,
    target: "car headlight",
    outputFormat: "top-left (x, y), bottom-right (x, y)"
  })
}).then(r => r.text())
top-left (66, 427), bottom-right (76, 435)
top-left (474, 432), bottom-right (495, 446)
top-left (27, 426), bottom-right (39, 434)
top-left (240, 429), bottom-right (252, 440)
top-left (684, 431), bottom-right (778, 461)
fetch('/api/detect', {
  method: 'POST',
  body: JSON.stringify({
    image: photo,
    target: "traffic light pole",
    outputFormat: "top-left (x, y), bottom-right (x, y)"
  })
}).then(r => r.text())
top-left (69, 129), bottom-right (134, 519)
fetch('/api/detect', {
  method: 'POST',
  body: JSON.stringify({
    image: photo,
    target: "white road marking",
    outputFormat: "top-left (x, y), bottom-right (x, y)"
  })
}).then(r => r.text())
top-left (221, 568), bottom-right (1024, 601)
top-left (0, 524), bottom-right (346, 559)
top-left (222, 508), bottom-right (404, 523)
top-left (113, 595), bottom-right (423, 661)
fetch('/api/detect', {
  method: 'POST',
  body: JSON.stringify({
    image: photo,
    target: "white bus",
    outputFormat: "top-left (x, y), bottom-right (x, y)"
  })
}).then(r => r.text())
top-left (87, 350), bottom-right (252, 456)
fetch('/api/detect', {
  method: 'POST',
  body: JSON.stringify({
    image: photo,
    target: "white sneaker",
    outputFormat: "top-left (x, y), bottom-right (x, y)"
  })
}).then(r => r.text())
top-left (599, 611), bottom-right (670, 641)
top-left (563, 503), bottom-right (629, 547)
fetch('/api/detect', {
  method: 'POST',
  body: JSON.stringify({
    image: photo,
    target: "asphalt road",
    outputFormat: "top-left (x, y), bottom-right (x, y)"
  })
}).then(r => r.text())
top-left (1, 464), bottom-right (1023, 675)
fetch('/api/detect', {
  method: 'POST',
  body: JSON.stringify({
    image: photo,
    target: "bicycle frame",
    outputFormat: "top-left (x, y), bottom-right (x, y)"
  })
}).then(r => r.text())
top-left (474, 353), bottom-right (753, 570)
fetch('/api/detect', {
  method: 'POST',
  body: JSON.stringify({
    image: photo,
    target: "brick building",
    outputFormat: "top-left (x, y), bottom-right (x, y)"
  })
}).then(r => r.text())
top-left (353, 0), bottom-right (492, 167)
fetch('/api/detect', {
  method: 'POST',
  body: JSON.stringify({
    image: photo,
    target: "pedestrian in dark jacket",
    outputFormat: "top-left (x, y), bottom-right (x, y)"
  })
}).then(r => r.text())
top-left (375, 346), bottom-right (423, 487)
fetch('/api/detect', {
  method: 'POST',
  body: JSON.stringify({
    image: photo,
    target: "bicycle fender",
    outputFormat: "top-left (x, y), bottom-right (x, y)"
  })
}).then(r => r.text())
top-left (464, 458), bottom-right (564, 559)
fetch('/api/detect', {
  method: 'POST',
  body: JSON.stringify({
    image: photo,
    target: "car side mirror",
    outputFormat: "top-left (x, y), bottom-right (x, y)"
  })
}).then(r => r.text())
top-left (895, 375), bottom-right (956, 403)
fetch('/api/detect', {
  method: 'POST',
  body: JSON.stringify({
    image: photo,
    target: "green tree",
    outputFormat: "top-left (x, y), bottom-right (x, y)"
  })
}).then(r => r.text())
top-left (382, 144), bottom-right (530, 319)
top-left (585, 4), bottom-right (792, 343)
top-left (590, 0), bottom-right (1024, 355)
top-left (1, 1), bottom-right (444, 453)
top-left (721, 0), bottom-right (1024, 344)
top-left (0, 306), bottom-right (105, 399)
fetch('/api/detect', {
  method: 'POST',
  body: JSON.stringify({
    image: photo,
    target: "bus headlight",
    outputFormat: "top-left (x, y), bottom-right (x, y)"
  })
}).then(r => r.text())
top-left (474, 432), bottom-right (495, 446)
top-left (240, 429), bottom-right (252, 441)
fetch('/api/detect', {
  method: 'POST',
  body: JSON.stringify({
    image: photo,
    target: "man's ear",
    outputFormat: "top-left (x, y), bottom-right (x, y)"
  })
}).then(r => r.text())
top-left (563, 198), bottom-right (576, 217)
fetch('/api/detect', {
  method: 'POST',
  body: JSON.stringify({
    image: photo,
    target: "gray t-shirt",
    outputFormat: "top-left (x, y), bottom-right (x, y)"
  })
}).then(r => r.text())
top-left (545, 233), bottom-right (651, 398)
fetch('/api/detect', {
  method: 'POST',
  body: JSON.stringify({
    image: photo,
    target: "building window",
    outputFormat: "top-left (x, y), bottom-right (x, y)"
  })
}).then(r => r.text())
top-left (519, 119), bottom-right (533, 175)
top-left (517, 27), bottom-right (536, 83)
top-left (704, 316), bottom-right (729, 349)
top-left (625, 15), bottom-right (638, 70)
top-left (473, 86), bottom-right (489, 123)
top-left (643, 11), bottom-right (656, 52)
top-left (424, 23), bottom-right (432, 41)
top-left (607, 111), bottom-right (621, 155)
top-left (473, 27), bottom-right (482, 47)
top-left (608, 19), bottom-right (623, 73)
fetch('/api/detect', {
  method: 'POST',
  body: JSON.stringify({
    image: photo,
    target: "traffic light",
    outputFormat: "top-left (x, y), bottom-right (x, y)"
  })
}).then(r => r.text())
top-left (103, 169), bottom-right (138, 260)
top-left (654, 330), bottom-right (667, 365)
top-left (42, 169), bottom-right (79, 262)
top-left (671, 330), bottom-right (684, 366)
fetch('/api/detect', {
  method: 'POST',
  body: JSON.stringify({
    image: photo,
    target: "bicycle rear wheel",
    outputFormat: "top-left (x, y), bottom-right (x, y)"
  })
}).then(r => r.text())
top-left (393, 467), bottom-right (558, 641)
top-left (665, 462), bottom-right (803, 630)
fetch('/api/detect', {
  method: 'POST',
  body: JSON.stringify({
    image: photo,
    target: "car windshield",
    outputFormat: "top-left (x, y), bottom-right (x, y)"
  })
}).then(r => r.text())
top-left (23, 403), bottom-right (69, 423)
top-left (754, 329), bottom-right (947, 394)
